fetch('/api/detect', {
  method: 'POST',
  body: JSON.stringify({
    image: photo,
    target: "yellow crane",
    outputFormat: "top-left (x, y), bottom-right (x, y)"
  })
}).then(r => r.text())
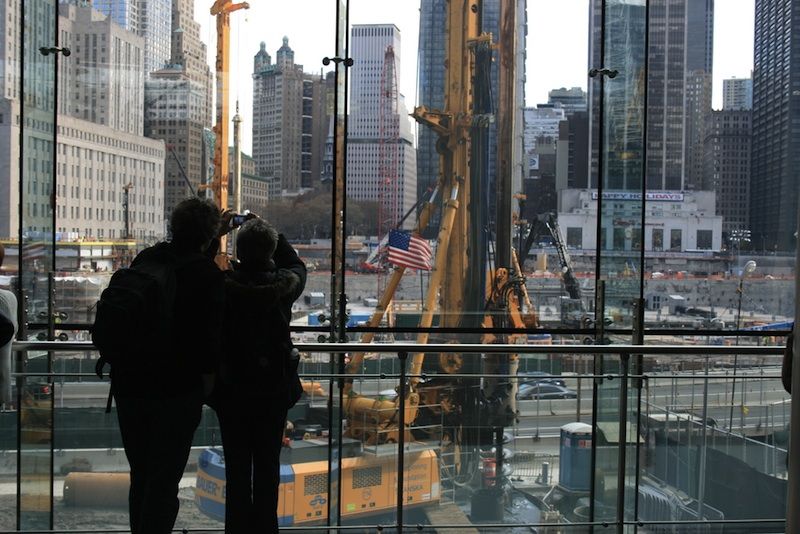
top-left (205, 0), bottom-right (249, 267)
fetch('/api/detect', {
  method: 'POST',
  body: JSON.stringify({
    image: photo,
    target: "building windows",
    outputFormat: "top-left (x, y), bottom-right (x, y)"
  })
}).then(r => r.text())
top-left (670, 229), bottom-right (682, 251)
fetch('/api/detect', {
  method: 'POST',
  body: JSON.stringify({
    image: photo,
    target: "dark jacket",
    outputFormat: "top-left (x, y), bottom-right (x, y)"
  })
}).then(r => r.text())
top-left (220, 235), bottom-right (306, 401)
top-left (112, 242), bottom-right (225, 398)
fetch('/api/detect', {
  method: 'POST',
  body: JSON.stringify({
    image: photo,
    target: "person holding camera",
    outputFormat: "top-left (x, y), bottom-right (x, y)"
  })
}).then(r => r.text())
top-left (214, 215), bottom-right (306, 533)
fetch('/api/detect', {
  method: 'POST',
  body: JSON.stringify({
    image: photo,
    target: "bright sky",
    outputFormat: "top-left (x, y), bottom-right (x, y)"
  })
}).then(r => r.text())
top-left (196, 0), bottom-right (755, 154)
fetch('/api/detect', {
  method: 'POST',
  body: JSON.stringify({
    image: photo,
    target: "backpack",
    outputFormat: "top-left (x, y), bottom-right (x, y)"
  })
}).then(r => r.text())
top-left (92, 246), bottom-right (186, 381)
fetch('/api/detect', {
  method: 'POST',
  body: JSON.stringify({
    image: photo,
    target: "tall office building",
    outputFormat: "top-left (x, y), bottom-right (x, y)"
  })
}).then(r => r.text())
top-left (723, 77), bottom-right (753, 111)
top-left (348, 24), bottom-right (416, 229)
top-left (91, 0), bottom-right (172, 76)
top-left (1, 2), bottom-right (165, 240)
top-left (523, 105), bottom-right (567, 153)
top-left (58, 3), bottom-right (145, 135)
top-left (548, 87), bottom-right (588, 114)
top-left (589, 0), bottom-right (714, 191)
top-left (684, 71), bottom-right (713, 190)
top-left (145, 0), bottom-right (213, 217)
top-left (751, 0), bottom-right (800, 251)
top-left (251, 38), bottom-right (329, 194)
top-left (704, 110), bottom-right (751, 236)
top-left (0, 0), bottom-right (58, 238)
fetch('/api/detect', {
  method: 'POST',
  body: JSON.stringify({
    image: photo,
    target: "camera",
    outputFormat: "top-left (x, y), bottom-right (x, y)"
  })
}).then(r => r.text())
top-left (231, 211), bottom-right (250, 228)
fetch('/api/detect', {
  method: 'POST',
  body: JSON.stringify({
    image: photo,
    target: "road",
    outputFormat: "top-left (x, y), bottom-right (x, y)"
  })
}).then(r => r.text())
top-left (40, 367), bottom-right (790, 437)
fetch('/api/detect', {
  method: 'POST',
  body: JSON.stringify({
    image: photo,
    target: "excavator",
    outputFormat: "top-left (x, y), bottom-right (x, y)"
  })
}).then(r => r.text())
top-left (196, 0), bottom-right (537, 527)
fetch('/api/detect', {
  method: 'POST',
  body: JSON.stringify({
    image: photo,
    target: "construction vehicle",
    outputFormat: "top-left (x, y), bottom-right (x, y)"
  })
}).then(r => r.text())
top-left (196, 0), bottom-right (531, 526)
top-left (520, 212), bottom-right (589, 327)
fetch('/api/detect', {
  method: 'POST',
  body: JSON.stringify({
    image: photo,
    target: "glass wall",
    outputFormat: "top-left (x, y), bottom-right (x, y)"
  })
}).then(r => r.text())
top-left (1, 0), bottom-right (793, 531)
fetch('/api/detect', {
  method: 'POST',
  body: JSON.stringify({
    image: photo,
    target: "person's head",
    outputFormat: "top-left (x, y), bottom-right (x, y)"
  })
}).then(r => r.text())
top-left (236, 218), bottom-right (278, 269)
top-left (0, 242), bottom-right (5, 269)
top-left (169, 197), bottom-right (220, 252)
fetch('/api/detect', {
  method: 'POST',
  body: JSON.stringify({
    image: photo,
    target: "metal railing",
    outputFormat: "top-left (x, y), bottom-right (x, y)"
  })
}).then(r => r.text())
top-left (3, 341), bottom-right (789, 534)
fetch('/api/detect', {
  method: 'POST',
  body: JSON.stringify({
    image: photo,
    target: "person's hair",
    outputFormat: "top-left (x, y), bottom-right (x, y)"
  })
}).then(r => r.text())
top-left (237, 219), bottom-right (278, 266)
top-left (0, 242), bottom-right (4, 268)
top-left (169, 197), bottom-right (220, 250)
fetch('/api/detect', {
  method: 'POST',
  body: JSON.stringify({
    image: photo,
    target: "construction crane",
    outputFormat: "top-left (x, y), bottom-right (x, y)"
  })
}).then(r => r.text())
top-left (521, 212), bottom-right (589, 327)
top-left (203, 0), bottom-right (249, 267)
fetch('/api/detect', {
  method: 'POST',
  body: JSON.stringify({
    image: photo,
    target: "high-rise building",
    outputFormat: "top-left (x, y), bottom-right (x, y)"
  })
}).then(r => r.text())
top-left (145, 0), bottom-right (213, 217)
top-left (91, 0), bottom-right (172, 75)
top-left (548, 87), bottom-right (588, 115)
top-left (723, 77), bottom-right (753, 111)
top-left (751, 0), bottom-right (800, 251)
top-left (704, 110), bottom-right (751, 236)
top-left (684, 71), bottom-right (713, 190)
top-left (1, 0), bottom-right (164, 240)
top-left (555, 111), bottom-right (590, 191)
top-left (251, 38), bottom-right (329, 194)
top-left (348, 24), bottom-right (416, 229)
top-left (589, 0), bottom-right (714, 191)
top-left (57, 3), bottom-right (145, 136)
top-left (523, 105), bottom-right (567, 153)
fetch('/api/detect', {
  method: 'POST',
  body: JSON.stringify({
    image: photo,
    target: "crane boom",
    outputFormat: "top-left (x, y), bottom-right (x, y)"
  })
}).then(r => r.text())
top-left (207, 0), bottom-right (249, 266)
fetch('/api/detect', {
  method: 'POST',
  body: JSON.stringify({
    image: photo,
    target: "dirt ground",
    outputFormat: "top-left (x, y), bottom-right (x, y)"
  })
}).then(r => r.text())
top-left (0, 487), bottom-right (224, 532)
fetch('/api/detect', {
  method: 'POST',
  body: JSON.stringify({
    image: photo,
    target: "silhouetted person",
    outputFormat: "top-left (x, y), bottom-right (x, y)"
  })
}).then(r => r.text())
top-left (215, 218), bottom-right (306, 533)
top-left (112, 198), bottom-right (225, 534)
top-left (0, 243), bottom-right (17, 409)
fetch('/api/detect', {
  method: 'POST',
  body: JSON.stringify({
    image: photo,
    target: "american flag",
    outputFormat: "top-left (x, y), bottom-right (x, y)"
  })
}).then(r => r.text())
top-left (387, 230), bottom-right (432, 271)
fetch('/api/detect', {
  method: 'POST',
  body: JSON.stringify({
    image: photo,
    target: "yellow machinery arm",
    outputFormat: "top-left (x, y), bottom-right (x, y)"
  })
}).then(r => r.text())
top-left (206, 0), bottom-right (249, 268)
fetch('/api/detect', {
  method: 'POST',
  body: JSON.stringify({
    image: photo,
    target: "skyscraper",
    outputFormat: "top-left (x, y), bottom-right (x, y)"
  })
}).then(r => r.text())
top-left (1, 1), bottom-right (165, 240)
top-left (348, 24), bottom-right (416, 229)
top-left (91, 0), bottom-right (172, 75)
top-left (723, 77), bottom-right (753, 111)
top-left (251, 38), bottom-right (329, 194)
top-left (588, 0), bottom-right (714, 191)
top-left (751, 0), bottom-right (800, 251)
top-left (58, 3), bottom-right (145, 135)
top-left (548, 87), bottom-right (588, 115)
top-left (704, 110), bottom-right (751, 236)
top-left (684, 71), bottom-right (713, 190)
top-left (145, 0), bottom-right (213, 217)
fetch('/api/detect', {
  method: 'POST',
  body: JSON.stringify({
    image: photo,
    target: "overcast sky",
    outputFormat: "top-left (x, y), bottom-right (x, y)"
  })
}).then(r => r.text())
top-left (196, 0), bottom-right (755, 154)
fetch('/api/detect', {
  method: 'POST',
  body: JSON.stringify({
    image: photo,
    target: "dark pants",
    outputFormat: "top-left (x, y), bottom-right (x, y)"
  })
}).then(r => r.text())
top-left (217, 396), bottom-right (288, 533)
top-left (115, 393), bottom-right (203, 534)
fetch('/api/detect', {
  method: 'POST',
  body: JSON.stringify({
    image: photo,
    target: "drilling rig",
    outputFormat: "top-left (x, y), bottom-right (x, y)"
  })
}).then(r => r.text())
top-left (342, 0), bottom-right (531, 511)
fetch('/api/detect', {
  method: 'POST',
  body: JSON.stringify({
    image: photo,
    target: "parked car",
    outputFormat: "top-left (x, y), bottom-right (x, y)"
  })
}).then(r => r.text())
top-left (517, 371), bottom-right (566, 388)
top-left (517, 382), bottom-right (577, 400)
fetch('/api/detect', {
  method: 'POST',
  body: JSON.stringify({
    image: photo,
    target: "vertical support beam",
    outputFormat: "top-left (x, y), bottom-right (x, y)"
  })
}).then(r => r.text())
top-left (495, 0), bottom-right (517, 269)
top-left (231, 105), bottom-right (242, 259)
top-left (787, 203), bottom-right (800, 530)
top-left (396, 351), bottom-right (408, 532)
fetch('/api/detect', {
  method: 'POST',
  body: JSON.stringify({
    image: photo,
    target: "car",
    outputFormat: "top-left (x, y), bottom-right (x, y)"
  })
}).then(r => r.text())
top-left (517, 383), bottom-right (577, 400)
top-left (517, 371), bottom-right (566, 388)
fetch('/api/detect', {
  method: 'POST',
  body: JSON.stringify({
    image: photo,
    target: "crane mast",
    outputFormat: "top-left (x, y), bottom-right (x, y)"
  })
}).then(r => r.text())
top-left (207, 0), bottom-right (249, 265)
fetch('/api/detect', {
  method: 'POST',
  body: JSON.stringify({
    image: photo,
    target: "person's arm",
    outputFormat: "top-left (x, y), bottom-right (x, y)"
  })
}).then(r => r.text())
top-left (272, 234), bottom-right (307, 302)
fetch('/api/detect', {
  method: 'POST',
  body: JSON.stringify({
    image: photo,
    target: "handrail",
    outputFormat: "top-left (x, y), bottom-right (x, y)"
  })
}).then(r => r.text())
top-left (11, 341), bottom-right (785, 355)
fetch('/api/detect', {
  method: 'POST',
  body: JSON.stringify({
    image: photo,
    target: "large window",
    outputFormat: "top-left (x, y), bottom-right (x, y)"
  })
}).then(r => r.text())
top-left (1, 0), bottom-right (793, 532)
